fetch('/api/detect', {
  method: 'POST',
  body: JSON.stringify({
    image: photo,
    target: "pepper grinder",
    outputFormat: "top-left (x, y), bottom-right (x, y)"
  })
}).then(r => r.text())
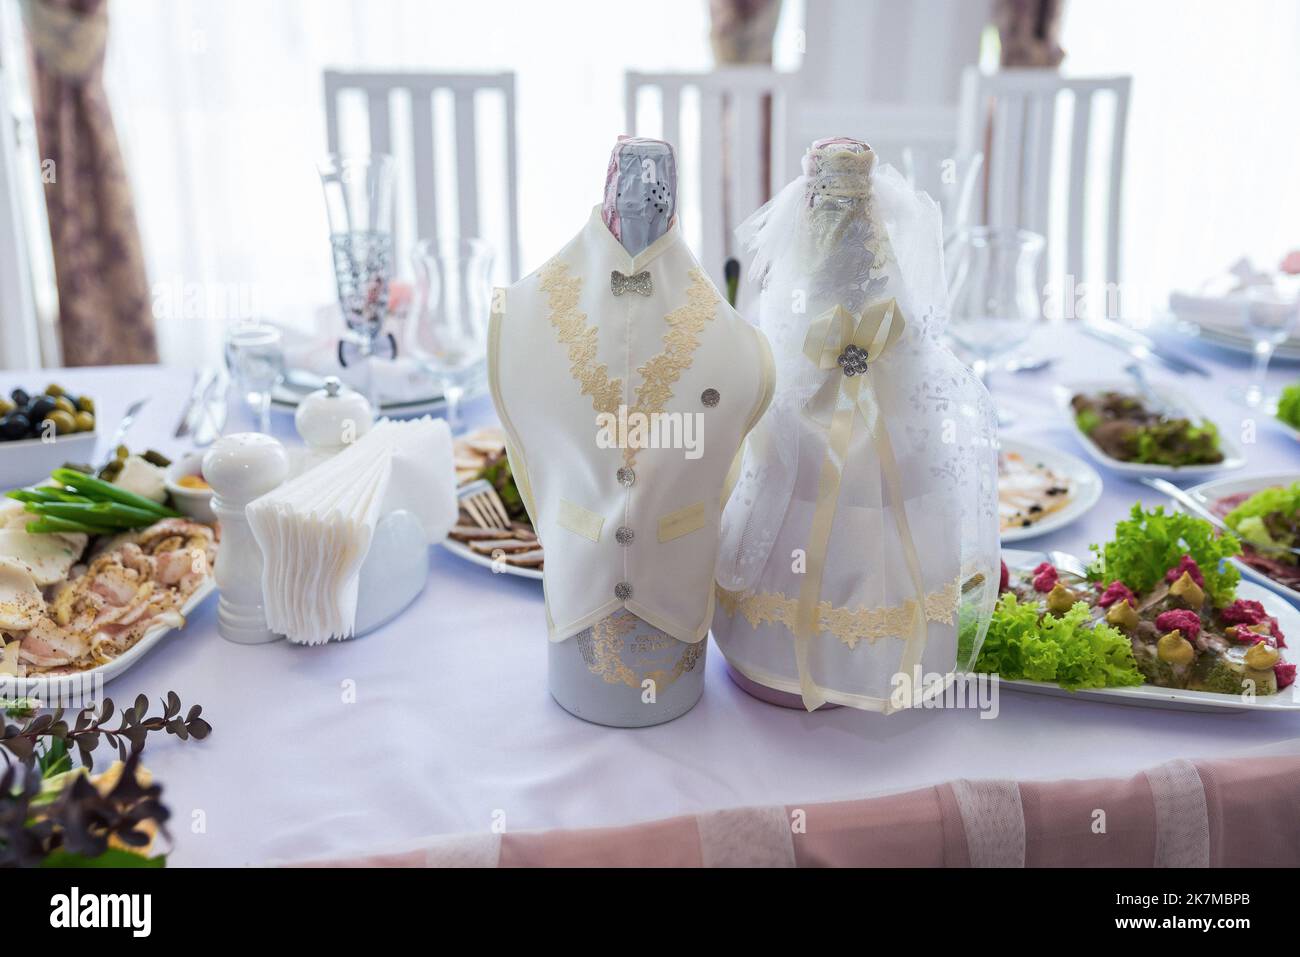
top-left (294, 376), bottom-right (373, 474)
top-left (204, 432), bottom-right (290, 644)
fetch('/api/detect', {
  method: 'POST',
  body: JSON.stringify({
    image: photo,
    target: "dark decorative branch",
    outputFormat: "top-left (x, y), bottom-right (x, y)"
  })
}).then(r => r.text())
top-left (1, 691), bottom-right (210, 770)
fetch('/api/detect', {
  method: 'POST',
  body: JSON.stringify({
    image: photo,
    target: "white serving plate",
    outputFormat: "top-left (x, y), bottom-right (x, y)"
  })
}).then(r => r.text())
top-left (998, 438), bottom-right (1103, 543)
top-left (1056, 379), bottom-right (1245, 478)
top-left (0, 576), bottom-right (216, 702)
top-left (439, 538), bottom-right (543, 581)
top-left (998, 548), bottom-right (1300, 713)
top-left (1165, 299), bottom-right (1300, 362)
top-left (0, 430), bottom-right (98, 489)
top-left (1194, 323), bottom-right (1300, 363)
top-left (271, 379), bottom-right (448, 417)
top-left (1173, 472), bottom-right (1300, 608)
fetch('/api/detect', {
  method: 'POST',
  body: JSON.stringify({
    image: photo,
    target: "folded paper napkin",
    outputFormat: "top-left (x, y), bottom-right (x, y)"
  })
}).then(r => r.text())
top-left (1169, 257), bottom-right (1300, 336)
top-left (246, 417), bottom-right (456, 644)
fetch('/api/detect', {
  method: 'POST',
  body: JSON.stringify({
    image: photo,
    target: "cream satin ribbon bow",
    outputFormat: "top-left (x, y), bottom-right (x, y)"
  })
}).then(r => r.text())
top-left (792, 298), bottom-right (930, 712)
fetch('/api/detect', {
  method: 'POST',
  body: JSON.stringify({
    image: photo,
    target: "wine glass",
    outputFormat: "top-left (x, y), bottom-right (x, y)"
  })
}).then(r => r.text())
top-left (224, 320), bottom-right (285, 434)
top-left (1229, 288), bottom-right (1299, 411)
top-left (407, 237), bottom-right (494, 432)
top-left (317, 153), bottom-right (396, 410)
top-left (946, 227), bottom-right (1046, 427)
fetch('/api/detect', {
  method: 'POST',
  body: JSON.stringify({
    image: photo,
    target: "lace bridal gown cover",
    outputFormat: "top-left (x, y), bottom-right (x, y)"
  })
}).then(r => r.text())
top-left (713, 142), bottom-right (1000, 713)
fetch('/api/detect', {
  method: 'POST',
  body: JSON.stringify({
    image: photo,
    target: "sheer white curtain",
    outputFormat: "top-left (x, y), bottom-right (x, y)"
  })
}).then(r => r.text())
top-left (104, 0), bottom-right (721, 366)
top-left (1061, 0), bottom-right (1300, 316)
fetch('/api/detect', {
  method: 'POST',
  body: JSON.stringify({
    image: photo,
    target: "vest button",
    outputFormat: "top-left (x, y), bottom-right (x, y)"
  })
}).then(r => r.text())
top-left (615, 581), bottom-right (633, 601)
top-left (616, 466), bottom-right (635, 487)
top-left (615, 526), bottom-right (635, 545)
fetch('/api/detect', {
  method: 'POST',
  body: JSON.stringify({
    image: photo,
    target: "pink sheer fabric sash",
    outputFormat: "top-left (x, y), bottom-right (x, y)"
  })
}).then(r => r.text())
top-left (291, 754), bottom-right (1300, 868)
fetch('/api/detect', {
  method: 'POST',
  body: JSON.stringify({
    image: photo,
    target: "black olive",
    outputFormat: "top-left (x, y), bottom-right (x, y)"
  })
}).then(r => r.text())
top-left (10, 388), bottom-right (29, 408)
top-left (26, 395), bottom-right (55, 421)
top-left (0, 412), bottom-right (30, 440)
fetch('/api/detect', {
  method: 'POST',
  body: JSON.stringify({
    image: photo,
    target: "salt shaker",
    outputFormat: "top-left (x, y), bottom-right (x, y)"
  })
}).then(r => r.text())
top-left (204, 433), bottom-right (290, 644)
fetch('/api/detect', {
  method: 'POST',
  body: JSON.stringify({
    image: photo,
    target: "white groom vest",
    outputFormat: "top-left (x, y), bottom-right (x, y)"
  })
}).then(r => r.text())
top-left (489, 206), bottom-right (774, 643)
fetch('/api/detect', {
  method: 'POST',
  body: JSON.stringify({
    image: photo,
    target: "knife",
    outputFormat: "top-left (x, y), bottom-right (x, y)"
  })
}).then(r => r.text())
top-left (1139, 476), bottom-right (1300, 558)
top-left (175, 367), bottom-right (217, 438)
top-left (1081, 320), bottom-right (1210, 377)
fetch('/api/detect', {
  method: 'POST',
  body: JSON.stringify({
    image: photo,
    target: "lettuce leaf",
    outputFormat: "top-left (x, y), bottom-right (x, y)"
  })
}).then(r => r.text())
top-left (972, 593), bottom-right (1144, 690)
top-left (1277, 383), bottom-right (1300, 430)
top-left (1224, 481), bottom-right (1300, 532)
top-left (1087, 503), bottom-right (1241, 607)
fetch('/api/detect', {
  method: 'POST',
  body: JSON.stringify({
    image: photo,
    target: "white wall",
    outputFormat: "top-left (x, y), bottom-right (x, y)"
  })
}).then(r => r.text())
top-left (1062, 0), bottom-right (1300, 314)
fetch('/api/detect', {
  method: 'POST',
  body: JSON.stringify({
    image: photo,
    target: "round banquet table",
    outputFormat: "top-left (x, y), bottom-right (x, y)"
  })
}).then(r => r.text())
top-left (5, 323), bottom-right (1300, 867)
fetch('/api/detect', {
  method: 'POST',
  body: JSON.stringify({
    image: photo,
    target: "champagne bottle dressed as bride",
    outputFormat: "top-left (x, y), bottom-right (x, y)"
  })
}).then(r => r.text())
top-left (713, 137), bottom-right (1000, 713)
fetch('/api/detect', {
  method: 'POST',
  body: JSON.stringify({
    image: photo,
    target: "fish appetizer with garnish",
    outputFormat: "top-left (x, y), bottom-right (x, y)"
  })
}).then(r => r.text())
top-left (998, 450), bottom-right (1072, 531)
top-left (976, 505), bottom-right (1295, 696)
top-left (0, 464), bottom-right (218, 677)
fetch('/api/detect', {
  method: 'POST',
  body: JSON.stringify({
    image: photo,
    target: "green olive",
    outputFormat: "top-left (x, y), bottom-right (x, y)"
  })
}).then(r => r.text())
top-left (53, 396), bottom-right (75, 416)
top-left (45, 409), bottom-right (76, 434)
top-left (44, 383), bottom-right (64, 397)
top-left (142, 449), bottom-right (171, 467)
top-left (115, 444), bottom-right (129, 460)
top-left (0, 397), bottom-right (13, 416)
top-left (74, 410), bottom-right (95, 432)
top-left (76, 395), bottom-right (94, 413)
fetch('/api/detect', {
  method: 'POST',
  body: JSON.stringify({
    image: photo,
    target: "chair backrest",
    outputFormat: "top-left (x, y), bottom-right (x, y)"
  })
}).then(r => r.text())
top-left (801, 0), bottom-right (992, 110)
top-left (957, 67), bottom-right (1132, 301)
top-left (625, 68), bottom-right (790, 289)
top-left (323, 70), bottom-right (521, 283)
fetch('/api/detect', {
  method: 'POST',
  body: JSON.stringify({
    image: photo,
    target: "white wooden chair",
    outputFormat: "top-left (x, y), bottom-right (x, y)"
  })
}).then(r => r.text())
top-left (957, 67), bottom-right (1132, 299)
top-left (323, 70), bottom-right (521, 282)
top-left (0, 4), bottom-right (45, 369)
top-left (625, 68), bottom-right (791, 289)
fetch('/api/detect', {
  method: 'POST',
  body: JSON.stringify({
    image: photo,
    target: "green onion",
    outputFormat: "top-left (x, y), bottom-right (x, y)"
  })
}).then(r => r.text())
top-left (29, 501), bottom-right (165, 529)
top-left (6, 488), bottom-right (93, 505)
top-left (51, 468), bottom-right (177, 518)
top-left (25, 516), bottom-right (117, 536)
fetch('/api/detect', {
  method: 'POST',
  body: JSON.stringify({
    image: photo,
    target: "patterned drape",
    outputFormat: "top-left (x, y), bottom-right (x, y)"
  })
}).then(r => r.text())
top-left (707, 0), bottom-right (783, 242)
top-left (708, 0), bottom-right (782, 65)
top-left (24, 0), bottom-right (156, 366)
top-left (995, 0), bottom-right (1066, 68)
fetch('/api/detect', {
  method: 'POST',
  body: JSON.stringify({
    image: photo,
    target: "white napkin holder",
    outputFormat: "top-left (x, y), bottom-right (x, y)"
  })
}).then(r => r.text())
top-left (211, 380), bottom-right (454, 645)
top-left (352, 508), bottom-right (429, 636)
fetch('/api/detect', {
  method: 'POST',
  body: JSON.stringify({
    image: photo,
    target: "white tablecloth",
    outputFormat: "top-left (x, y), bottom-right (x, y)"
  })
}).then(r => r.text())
top-left (6, 325), bottom-right (1300, 867)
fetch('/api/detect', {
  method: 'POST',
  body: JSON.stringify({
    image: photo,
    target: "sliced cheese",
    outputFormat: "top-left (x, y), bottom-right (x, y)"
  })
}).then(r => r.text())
top-left (0, 528), bottom-right (85, 586)
top-left (0, 640), bottom-right (18, 676)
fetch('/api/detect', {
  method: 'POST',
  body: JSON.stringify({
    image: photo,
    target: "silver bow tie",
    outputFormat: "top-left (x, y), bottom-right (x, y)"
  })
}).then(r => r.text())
top-left (611, 269), bottom-right (653, 297)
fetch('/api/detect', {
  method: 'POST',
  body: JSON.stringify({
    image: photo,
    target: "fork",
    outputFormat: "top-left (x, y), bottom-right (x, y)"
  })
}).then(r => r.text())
top-left (1048, 549), bottom-right (1089, 579)
top-left (458, 479), bottom-right (512, 530)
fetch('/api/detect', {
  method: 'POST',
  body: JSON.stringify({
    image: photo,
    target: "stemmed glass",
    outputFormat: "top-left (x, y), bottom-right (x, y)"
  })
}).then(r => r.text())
top-left (224, 320), bottom-right (285, 434)
top-left (946, 227), bottom-right (1046, 427)
top-left (1230, 288), bottom-right (1299, 411)
top-left (407, 237), bottom-right (494, 432)
top-left (317, 153), bottom-right (396, 411)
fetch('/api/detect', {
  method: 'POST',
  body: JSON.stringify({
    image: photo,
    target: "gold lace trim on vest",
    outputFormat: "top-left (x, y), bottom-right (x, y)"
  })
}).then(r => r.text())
top-left (716, 578), bottom-right (961, 650)
top-left (541, 260), bottom-right (623, 416)
top-left (540, 259), bottom-right (719, 467)
top-left (575, 609), bottom-right (705, 689)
